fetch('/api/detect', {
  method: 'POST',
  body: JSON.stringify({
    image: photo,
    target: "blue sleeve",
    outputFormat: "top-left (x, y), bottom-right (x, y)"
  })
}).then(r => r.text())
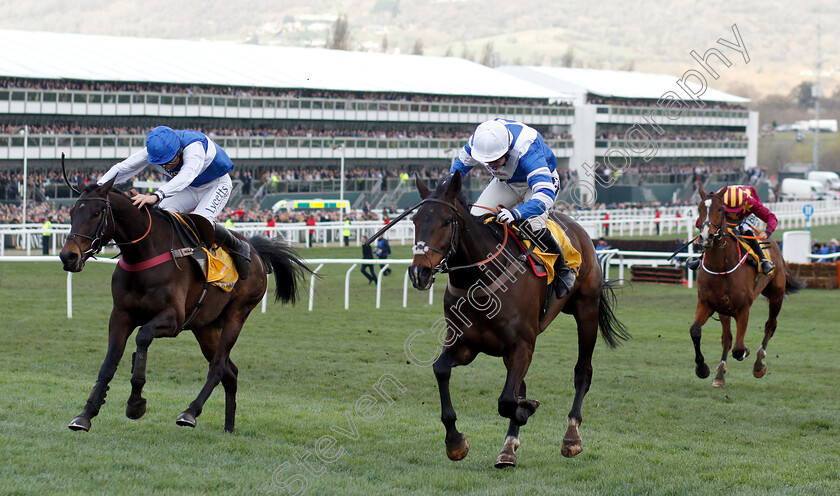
top-left (511, 142), bottom-right (557, 220)
top-left (449, 145), bottom-right (479, 176)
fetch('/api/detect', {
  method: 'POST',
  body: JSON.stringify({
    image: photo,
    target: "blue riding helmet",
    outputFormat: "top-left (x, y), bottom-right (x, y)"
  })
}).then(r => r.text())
top-left (146, 126), bottom-right (180, 165)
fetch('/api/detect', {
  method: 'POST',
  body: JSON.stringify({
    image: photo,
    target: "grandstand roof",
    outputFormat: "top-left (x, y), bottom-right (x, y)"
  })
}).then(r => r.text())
top-left (0, 30), bottom-right (562, 100)
top-left (496, 66), bottom-right (750, 103)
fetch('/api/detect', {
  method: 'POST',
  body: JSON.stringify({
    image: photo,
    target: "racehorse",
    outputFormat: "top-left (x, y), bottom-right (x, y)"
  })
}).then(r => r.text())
top-left (690, 186), bottom-right (804, 387)
top-left (59, 176), bottom-right (309, 432)
top-left (407, 172), bottom-right (628, 468)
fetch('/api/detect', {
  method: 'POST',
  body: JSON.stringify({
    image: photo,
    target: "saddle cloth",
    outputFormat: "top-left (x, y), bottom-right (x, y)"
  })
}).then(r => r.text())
top-left (171, 212), bottom-right (239, 292)
top-left (518, 219), bottom-right (582, 284)
top-left (727, 227), bottom-right (770, 268)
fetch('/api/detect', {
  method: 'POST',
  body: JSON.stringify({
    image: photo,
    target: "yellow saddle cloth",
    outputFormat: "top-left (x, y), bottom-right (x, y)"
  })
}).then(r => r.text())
top-left (519, 220), bottom-right (582, 285)
top-left (727, 227), bottom-right (770, 268)
top-left (203, 246), bottom-right (239, 292)
top-left (171, 213), bottom-right (239, 292)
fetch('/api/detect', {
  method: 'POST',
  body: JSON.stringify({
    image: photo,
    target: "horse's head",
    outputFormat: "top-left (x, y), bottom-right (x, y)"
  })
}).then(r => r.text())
top-left (408, 172), bottom-right (467, 290)
top-left (696, 185), bottom-right (727, 248)
top-left (59, 178), bottom-right (117, 272)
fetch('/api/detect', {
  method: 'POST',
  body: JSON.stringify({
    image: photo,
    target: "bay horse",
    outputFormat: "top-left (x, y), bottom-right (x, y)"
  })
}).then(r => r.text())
top-left (408, 172), bottom-right (628, 468)
top-left (59, 177), bottom-right (309, 432)
top-left (691, 186), bottom-right (804, 387)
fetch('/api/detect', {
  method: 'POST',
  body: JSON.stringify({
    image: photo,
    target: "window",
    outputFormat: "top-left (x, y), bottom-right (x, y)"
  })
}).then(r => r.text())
top-left (132, 94), bottom-right (144, 104)
top-left (11, 91), bottom-right (25, 101)
top-left (161, 96), bottom-right (173, 105)
top-left (146, 95), bottom-right (159, 104)
top-left (42, 137), bottom-right (55, 147)
top-left (26, 92), bottom-right (40, 102)
top-left (118, 94), bottom-right (131, 103)
top-left (0, 91), bottom-right (9, 100)
top-left (89, 94), bottom-right (102, 103)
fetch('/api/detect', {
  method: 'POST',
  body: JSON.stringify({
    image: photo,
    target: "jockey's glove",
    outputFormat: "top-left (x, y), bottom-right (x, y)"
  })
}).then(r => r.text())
top-left (496, 208), bottom-right (516, 224)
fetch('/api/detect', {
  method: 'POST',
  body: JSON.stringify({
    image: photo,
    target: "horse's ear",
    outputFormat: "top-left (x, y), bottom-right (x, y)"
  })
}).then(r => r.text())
top-left (714, 186), bottom-right (727, 198)
top-left (416, 176), bottom-right (431, 199)
top-left (447, 170), bottom-right (462, 196)
top-left (698, 185), bottom-right (707, 198)
top-left (99, 177), bottom-right (116, 195)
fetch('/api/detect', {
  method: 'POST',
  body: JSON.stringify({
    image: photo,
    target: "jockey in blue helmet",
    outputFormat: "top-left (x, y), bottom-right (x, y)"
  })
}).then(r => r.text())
top-left (97, 126), bottom-right (250, 279)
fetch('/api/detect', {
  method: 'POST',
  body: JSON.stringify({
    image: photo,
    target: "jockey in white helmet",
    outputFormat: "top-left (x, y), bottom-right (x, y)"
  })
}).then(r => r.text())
top-left (450, 118), bottom-right (574, 298)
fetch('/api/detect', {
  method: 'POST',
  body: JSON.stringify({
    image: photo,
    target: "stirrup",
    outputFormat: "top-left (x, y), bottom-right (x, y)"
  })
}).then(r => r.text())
top-left (760, 261), bottom-right (774, 275)
top-left (687, 258), bottom-right (700, 270)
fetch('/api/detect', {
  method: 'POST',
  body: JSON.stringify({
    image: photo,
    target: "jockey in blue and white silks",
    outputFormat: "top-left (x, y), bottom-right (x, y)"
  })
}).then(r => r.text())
top-left (450, 118), bottom-right (575, 298)
top-left (450, 118), bottom-right (559, 232)
top-left (97, 126), bottom-right (251, 279)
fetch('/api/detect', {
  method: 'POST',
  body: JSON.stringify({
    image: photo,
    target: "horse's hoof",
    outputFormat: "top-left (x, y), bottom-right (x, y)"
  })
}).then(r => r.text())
top-left (125, 398), bottom-right (147, 420)
top-left (561, 442), bottom-right (582, 458)
top-left (176, 412), bottom-right (197, 428)
top-left (753, 367), bottom-right (766, 379)
top-left (445, 434), bottom-right (469, 461)
top-left (494, 453), bottom-right (517, 468)
top-left (733, 348), bottom-right (750, 361)
top-left (712, 379), bottom-right (725, 388)
top-left (68, 416), bottom-right (91, 432)
top-left (696, 363), bottom-right (710, 379)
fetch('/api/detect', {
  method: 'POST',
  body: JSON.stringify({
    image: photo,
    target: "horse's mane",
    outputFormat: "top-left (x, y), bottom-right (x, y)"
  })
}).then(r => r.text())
top-left (432, 172), bottom-right (505, 239)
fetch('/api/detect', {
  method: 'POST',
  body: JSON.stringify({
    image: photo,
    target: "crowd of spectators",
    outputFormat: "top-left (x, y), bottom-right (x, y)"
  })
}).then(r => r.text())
top-left (596, 130), bottom-right (747, 142)
top-left (587, 95), bottom-right (747, 110)
top-left (1, 77), bottom-right (572, 107)
top-left (811, 239), bottom-right (839, 260)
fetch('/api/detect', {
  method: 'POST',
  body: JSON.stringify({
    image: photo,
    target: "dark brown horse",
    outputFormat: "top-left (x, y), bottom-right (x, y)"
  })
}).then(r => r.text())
top-left (691, 186), bottom-right (804, 387)
top-left (59, 178), bottom-right (309, 432)
top-left (408, 172), bottom-right (628, 468)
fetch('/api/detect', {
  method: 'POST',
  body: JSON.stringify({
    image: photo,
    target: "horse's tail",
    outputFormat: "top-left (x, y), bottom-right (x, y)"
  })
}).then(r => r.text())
top-left (784, 265), bottom-right (806, 295)
top-left (598, 280), bottom-right (631, 348)
top-left (249, 236), bottom-right (312, 304)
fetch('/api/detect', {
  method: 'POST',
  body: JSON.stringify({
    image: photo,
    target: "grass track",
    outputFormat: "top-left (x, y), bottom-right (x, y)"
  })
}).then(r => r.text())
top-left (1, 245), bottom-right (838, 495)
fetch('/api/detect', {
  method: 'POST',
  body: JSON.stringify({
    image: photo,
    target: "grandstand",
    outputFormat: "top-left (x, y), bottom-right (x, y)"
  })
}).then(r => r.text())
top-left (497, 66), bottom-right (759, 205)
top-left (0, 30), bottom-right (760, 218)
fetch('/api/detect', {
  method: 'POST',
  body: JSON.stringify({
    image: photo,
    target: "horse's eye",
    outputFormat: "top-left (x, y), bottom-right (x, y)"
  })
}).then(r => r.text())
top-left (90, 209), bottom-right (101, 219)
top-left (442, 218), bottom-right (452, 227)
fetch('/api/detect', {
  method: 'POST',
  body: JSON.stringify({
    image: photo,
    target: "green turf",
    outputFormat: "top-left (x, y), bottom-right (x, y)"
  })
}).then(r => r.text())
top-left (1, 248), bottom-right (838, 495)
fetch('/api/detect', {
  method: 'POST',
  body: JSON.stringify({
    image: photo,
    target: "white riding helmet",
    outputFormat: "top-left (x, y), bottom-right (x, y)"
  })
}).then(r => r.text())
top-left (469, 120), bottom-right (513, 164)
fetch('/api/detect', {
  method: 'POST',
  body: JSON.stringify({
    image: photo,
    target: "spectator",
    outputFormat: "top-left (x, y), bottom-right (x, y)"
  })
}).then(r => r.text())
top-left (375, 236), bottom-right (392, 276)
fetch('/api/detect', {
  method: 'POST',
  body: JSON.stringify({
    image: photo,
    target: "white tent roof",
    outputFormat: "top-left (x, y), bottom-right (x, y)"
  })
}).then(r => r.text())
top-left (496, 66), bottom-right (750, 103)
top-left (0, 29), bottom-right (562, 100)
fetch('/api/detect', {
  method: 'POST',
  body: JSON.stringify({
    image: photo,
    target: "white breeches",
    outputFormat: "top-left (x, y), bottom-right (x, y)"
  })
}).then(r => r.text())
top-left (159, 174), bottom-right (232, 224)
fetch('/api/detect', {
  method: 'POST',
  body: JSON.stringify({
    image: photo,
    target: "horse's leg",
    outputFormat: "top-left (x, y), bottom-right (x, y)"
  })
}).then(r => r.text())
top-left (561, 299), bottom-right (599, 459)
top-left (690, 303), bottom-right (715, 379)
top-left (713, 316), bottom-right (732, 388)
top-left (731, 307), bottom-right (751, 362)
top-left (68, 311), bottom-right (133, 431)
top-left (498, 343), bottom-right (537, 426)
top-left (189, 327), bottom-right (239, 432)
top-left (754, 294), bottom-right (782, 379)
top-left (177, 314), bottom-right (248, 430)
top-left (126, 309), bottom-right (180, 420)
top-left (433, 345), bottom-right (476, 461)
top-left (495, 380), bottom-right (527, 469)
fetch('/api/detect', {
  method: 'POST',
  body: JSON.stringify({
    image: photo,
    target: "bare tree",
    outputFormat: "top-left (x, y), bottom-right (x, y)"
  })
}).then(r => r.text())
top-left (444, 46), bottom-right (454, 57)
top-left (561, 46), bottom-right (575, 67)
top-left (412, 38), bottom-right (424, 55)
top-left (460, 44), bottom-right (473, 62)
top-left (381, 34), bottom-right (389, 53)
top-left (328, 14), bottom-right (351, 50)
top-left (479, 42), bottom-right (497, 67)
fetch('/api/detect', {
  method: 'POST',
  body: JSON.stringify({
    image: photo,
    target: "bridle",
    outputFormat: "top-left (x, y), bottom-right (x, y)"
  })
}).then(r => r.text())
top-left (700, 196), bottom-right (727, 244)
top-left (67, 192), bottom-right (153, 261)
top-left (412, 198), bottom-right (508, 275)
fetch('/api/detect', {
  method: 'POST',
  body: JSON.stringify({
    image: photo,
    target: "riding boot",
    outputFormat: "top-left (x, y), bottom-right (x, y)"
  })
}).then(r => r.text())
top-left (532, 229), bottom-right (576, 299)
top-left (686, 257), bottom-right (701, 271)
top-left (214, 224), bottom-right (251, 280)
top-left (746, 237), bottom-right (774, 275)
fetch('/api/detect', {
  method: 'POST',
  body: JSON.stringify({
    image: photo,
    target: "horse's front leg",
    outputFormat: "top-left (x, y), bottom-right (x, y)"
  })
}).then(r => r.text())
top-left (713, 316), bottom-right (733, 388)
top-left (433, 345), bottom-right (475, 461)
top-left (690, 303), bottom-right (715, 379)
top-left (495, 380), bottom-right (531, 469)
top-left (731, 307), bottom-right (751, 362)
top-left (494, 342), bottom-right (538, 467)
top-left (68, 311), bottom-right (133, 431)
top-left (126, 308), bottom-right (180, 420)
top-left (754, 294), bottom-right (782, 379)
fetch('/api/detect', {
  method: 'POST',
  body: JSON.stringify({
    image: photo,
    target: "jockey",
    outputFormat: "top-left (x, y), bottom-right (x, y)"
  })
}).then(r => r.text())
top-left (450, 118), bottom-right (575, 298)
top-left (688, 184), bottom-right (777, 274)
top-left (97, 126), bottom-right (251, 279)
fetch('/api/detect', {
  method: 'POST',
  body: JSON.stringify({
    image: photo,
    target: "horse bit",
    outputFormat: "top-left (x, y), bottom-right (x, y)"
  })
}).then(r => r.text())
top-left (412, 198), bottom-right (463, 275)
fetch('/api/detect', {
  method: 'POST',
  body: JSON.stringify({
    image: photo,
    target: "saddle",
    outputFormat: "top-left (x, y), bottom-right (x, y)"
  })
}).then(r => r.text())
top-left (165, 212), bottom-right (239, 292)
top-left (509, 220), bottom-right (582, 285)
top-left (727, 227), bottom-right (772, 274)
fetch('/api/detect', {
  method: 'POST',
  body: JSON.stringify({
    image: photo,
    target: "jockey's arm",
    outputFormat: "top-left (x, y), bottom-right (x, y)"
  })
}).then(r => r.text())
top-left (746, 196), bottom-right (777, 236)
top-left (511, 154), bottom-right (556, 220)
top-left (449, 147), bottom-right (477, 176)
top-left (97, 148), bottom-right (150, 186)
top-left (157, 141), bottom-right (206, 198)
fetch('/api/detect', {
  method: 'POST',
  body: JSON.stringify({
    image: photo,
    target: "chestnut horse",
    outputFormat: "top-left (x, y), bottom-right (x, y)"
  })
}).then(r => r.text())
top-left (408, 172), bottom-right (628, 468)
top-left (691, 186), bottom-right (804, 387)
top-left (59, 178), bottom-right (309, 432)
